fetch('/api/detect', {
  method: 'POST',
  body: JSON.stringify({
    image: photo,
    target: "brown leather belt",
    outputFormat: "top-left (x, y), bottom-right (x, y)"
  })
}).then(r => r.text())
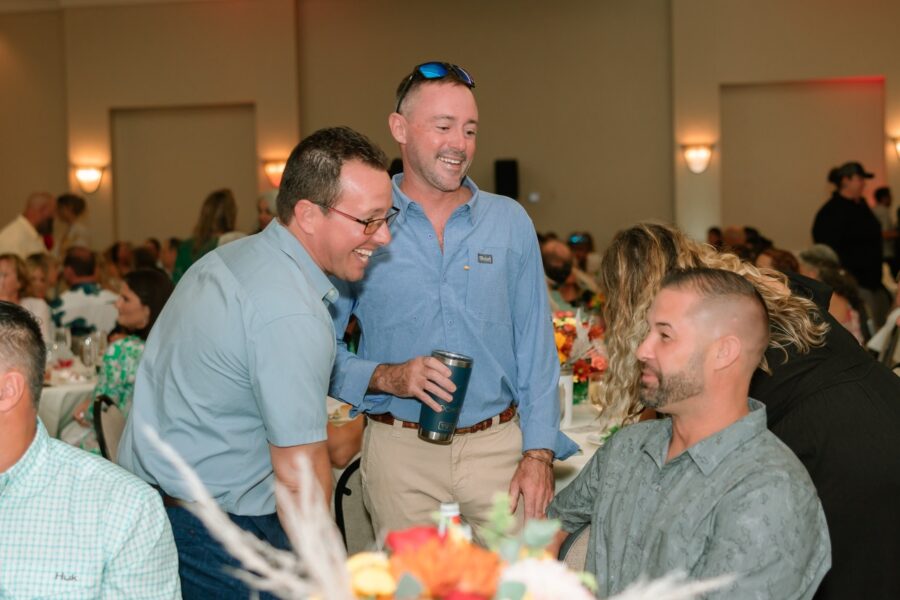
top-left (367, 405), bottom-right (517, 435)
top-left (153, 486), bottom-right (185, 508)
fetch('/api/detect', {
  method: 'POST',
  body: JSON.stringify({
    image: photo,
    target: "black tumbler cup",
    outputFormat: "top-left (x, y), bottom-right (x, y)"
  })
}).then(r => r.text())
top-left (417, 350), bottom-right (473, 444)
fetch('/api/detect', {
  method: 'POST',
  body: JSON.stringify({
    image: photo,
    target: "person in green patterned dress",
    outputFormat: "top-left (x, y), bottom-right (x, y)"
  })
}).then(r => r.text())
top-left (60, 268), bottom-right (174, 453)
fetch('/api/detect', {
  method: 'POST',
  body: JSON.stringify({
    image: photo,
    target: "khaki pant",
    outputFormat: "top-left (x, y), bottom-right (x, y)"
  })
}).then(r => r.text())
top-left (361, 415), bottom-right (523, 539)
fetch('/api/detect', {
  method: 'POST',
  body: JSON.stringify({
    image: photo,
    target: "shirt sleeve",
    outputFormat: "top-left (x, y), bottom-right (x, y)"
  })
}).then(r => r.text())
top-left (511, 224), bottom-right (578, 458)
top-left (250, 313), bottom-right (332, 447)
top-left (327, 279), bottom-right (382, 412)
top-left (101, 486), bottom-right (181, 599)
top-left (546, 440), bottom-right (610, 532)
top-left (694, 474), bottom-right (831, 600)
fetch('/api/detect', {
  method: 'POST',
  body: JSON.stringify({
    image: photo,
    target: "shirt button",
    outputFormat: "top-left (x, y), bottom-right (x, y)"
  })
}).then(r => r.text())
top-left (448, 320), bottom-right (453, 325)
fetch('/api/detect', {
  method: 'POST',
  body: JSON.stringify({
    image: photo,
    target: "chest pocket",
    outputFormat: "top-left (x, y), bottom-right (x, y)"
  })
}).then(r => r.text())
top-left (465, 246), bottom-right (517, 324)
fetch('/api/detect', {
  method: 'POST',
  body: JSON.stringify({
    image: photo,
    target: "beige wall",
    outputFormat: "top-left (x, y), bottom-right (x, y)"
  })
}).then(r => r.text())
top-left (297, 0), bottom-right (674, 250)
top-left (0, 10), bottom-right (68, 227)
top-left (673, 0), bottom-right (900, 241)
top-left (112, 104), bottom-right (259, 241)
top-left (63, 0), bottom-right (299, 249)
top-left (720, 80), bottom-right (885, 251)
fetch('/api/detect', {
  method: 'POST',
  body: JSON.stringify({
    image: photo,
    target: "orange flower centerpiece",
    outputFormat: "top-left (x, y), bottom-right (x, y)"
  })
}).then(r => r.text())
top-left (347, 495), bottom-right (596, 600)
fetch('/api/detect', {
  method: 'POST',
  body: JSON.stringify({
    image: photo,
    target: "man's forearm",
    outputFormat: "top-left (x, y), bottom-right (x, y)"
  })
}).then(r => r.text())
top-left (271, 443), bottom-right (333, 532)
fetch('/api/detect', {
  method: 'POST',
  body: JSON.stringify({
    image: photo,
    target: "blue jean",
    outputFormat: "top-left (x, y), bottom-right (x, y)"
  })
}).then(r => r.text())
top-left (165, 504), bottom-right (290, 600)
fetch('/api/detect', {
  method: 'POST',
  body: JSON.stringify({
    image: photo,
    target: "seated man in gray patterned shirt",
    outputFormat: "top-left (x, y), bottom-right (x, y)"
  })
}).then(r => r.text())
top-left (548, 268), bottom-right (831, 599)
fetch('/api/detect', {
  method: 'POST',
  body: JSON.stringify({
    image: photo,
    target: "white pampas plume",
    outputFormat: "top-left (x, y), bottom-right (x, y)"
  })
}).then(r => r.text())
top-left (608, 571), bottom-right (736, 600)
top-left (145, 426), bottom-right (353, 600)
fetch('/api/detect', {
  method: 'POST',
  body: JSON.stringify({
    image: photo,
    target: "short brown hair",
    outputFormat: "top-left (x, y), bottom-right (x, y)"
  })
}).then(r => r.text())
top-left (276, 126), bottom-right (388, 224)
top-left (0, 301), bottom-right (46, 407)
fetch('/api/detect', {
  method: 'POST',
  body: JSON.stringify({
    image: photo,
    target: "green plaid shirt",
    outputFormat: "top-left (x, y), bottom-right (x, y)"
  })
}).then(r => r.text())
top-left (0, 419), bottom-right (180, 598)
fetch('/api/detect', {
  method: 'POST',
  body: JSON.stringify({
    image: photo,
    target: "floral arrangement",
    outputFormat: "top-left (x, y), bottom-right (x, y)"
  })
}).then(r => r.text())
top-left (147, 428), bottom-right (734, 600)
top-left (553, 309), bottom-right (607, 383)
top-left (347, 494), bottom-right (596, 600)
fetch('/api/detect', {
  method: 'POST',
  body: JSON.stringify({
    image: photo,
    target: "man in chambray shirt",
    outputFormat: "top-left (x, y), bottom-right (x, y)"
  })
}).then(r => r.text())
top-left (548, 269), bottom-right (830, 598)
top-left (330, 62), bottom-right (576, 535)
top-left (119, 127), bottom-right (395, 599)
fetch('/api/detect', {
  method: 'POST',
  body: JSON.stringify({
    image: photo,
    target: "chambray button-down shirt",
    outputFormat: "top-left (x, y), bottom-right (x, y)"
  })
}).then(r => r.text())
top-left (119, 221), bottom-right (338, 515)
top-left (329, 175), bottom-right (576, 458)
top-left (0, 419), bottom-right (180, 598)
top-left (548, 400), bottom-right (831, 599)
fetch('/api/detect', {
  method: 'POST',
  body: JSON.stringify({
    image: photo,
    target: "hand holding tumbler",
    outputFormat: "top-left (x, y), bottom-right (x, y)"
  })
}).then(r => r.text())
top-left (417, 351), bottom-right (473, 444)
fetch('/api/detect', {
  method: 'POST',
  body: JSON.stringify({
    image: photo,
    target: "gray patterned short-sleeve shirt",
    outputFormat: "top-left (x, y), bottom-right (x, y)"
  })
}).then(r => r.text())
top-left (548, 399), bottom-right (830, 599)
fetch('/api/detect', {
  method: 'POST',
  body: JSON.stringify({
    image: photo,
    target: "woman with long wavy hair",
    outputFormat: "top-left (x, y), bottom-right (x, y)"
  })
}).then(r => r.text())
top-left (596, 221), bottom-right (900, 599)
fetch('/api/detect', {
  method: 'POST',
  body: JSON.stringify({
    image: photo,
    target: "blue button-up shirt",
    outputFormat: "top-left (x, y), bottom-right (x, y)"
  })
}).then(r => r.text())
top-left (119, 220), bottom-right (338, 515)
top-left (329, 175), bottom-right (576, 458)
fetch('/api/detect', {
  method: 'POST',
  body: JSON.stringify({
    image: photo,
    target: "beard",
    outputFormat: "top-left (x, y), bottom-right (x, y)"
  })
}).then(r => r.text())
top-left (639, 353), bottom-right (705, 410)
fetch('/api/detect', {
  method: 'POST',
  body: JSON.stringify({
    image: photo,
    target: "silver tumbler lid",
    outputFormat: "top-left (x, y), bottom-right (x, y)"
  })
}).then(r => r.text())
top-left (431, 350), bottom-right (473, 369)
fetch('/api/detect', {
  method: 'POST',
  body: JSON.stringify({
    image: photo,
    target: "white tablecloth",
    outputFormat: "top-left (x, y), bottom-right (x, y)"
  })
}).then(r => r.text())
top-left (39, 381), bottom-right (95, 438)
top-left (554, 403), bottom-right (606, 491)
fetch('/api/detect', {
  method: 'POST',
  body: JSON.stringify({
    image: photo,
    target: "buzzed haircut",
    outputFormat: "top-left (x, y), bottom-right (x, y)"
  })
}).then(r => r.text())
top-left (661, 267), bottom-right (770, 355)
top-left (276, 126), bottom-right (388, 224)
top-left (63, 246), bottom-right (96, 277)
top-left (394, 67), bottom-right (472, 115)
top-left (0, 301), bottom-right (47, 408)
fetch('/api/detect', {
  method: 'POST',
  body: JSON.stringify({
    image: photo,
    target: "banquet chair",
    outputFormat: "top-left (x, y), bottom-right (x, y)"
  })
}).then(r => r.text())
top-left (558, 523), bottom-right (590, 571)
top-left (93, 395), bottom-right (125, 463)
top-left (334, 457), bottom-right (376, 553)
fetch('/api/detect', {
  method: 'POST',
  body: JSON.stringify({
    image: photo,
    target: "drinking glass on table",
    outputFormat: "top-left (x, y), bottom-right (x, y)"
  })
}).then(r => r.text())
top-left (80, 334), bottom-right (98, 370)
top-left (49, 328), bottom-right (74, 366)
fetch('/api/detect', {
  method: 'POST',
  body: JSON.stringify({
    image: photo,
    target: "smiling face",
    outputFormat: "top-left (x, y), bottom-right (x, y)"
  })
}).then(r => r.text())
top-left (308, 159), bottom-right (393, 282)
top-left (635, 288), bottom-right (709, 412)
top-left (395, 81), bottom-right (478, 194)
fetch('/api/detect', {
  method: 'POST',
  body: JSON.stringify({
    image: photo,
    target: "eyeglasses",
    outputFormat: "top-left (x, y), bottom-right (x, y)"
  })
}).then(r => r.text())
top-left (328, 206), bottom-right (399, 235)
top-left (395, 62), bottom-right (476, 113)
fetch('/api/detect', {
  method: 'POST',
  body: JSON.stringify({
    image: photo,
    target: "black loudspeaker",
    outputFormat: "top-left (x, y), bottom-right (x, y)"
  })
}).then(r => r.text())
top-left (494, 159), bottom-right (519, 200)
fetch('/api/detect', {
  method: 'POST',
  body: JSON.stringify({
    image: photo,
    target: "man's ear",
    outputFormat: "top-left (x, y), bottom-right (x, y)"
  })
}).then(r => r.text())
top-left (292, 199), bottom-right (323, 236)
top-left (0, 370), bottom-right (28, 414)
top-left (712, 335), bottom-right (742, 371)
top-left (388, 112), bottom-right (407, 145)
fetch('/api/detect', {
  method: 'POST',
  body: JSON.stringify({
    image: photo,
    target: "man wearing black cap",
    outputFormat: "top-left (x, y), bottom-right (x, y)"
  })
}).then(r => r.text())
top-left (813, 161), bottom-right (889, 327)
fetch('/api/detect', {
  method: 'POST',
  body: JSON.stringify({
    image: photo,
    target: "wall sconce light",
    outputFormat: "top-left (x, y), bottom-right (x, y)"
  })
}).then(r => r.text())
top-left (891, 138), bottom-right (900, 160)
top-left (263, 160), bottom-right (287, 188)
top-left (681, 144), bottom-right (714, 174)
top-left (73, 166), bottom-right (105, 194)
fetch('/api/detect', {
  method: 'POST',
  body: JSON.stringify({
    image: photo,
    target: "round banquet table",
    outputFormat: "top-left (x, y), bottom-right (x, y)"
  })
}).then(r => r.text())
top-left (39, 381), bottom-right (95, 438)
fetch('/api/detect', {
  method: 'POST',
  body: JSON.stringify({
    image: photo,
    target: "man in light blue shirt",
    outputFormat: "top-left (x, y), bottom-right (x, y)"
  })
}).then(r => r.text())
top-left (0, 302), bottom-right (179, 599)
top-left (548, 269), bottom-right (830, 598)
top-left (118, 127), bottom-right (395, 599)
top-left (330, 62), bottom-right (576, 534)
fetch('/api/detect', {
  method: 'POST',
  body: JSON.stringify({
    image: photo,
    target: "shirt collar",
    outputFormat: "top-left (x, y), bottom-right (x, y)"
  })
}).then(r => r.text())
top-left (264, 220), bottom-right (339, 305)
top-left (0, 418), bottom-right (48, 497)
top-left (642, 398), bottom-right (768, 476)
top-left (391, 174), bottom-right (482, 227)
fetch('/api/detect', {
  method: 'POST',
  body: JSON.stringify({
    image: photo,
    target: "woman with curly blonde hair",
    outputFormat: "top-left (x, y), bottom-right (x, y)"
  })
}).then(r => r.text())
top-left (596, 221), bottom-right (900, 599)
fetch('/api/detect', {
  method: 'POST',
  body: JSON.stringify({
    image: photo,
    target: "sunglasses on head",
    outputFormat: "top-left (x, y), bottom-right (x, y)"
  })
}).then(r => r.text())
top-left (395, 62), bottom-right (476, 113)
